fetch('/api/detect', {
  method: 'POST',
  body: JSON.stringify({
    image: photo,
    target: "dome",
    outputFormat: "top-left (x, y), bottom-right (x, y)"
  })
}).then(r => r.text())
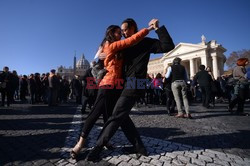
top-left (76, 54), bottom-right (90, 69)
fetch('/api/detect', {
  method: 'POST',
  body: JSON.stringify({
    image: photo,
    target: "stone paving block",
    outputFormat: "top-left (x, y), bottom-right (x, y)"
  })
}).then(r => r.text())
top-left (198, 154), bottom-right (213, 162)
top-left (149, 154), bottom-right (161, 160)
top-left (56, 159), bottom-right (70, 166)
top-left (118, 161), bottom-right (132, 166)
top-left (243, 158), bottom-right (250, 162)
top-left (65, 163), bottom-right (77, 166)
top-left (171, 159), bottom-right (185, 166)
top-left (147, 147), bottom-right (155, 153)
top-left (172, 151), bottom-right (184, 155)
top-left (183, 152), bottom-right (197, 159)
top-left (103, 156), bottom-right (112, 161)
top-left (191, 158), bottom-right (206, 166)
top-left (201, 151), bottom-right (216, 158)
top-left (178, 146), bottom-right (190, 151)
top-left (67, 158), bottom-right (77, 164)
top-left (128, 158), bottom-right (141, 165)
top-left (49, 157), bottom-right (62, 164)
top-left (19, 160), bottom-right (37, 166)
top-left (42, 162), bottom-right (55, 166)
top-left (128, 154), bottom-right (139, 159)
top-left (216, 153), bottom-right (233, 162)
top-left (165, 152), bottom-right (178, 159)
top-left (158, 141), bottom-right (171, 147)
top-left (191, 149), bottom-right (204, 155)
top-left (167, 144), bottom-right (179, 150)
top-left (213, 158), bottom-right (230, 166)
top-left (159, 156), bottom-right (172, 162)
top-left (205, 149), bottom-right (227, 157)
top-left (226, 153), bottom-right (244, 161)
top-left (162, 161), bottom-right (172, 166)
top-left (141, 163), bottom-right (153, 166)
top-left (32, 159), bottom-right (49, 165)
top-left (139, 156), bottom-right (152, 163)
top-left (150, 158), bottom-right (164, 166)
top-left (155, 149), bottom-right (165, 155)
top-left (185, 164), bottom-right (197, 166)
top-left (161, 147), bottom-right (173, 153)
top-left (177, 155), bottom-right (191, 163)
top-left (233, 159), bottom-right (250, 166)
top-left (118, 155), bottom-right (131, 162)
top-left (109, 157), bottom-right (122, 165)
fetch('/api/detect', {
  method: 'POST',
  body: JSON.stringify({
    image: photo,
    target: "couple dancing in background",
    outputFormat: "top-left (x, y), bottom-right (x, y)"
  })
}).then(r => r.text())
top-left (71, 18), bottom-right (175, 161)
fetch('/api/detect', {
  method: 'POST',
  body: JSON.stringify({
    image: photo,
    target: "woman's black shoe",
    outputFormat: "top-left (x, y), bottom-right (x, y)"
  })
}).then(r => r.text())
top-left (87, 146), bottom-right (102, 162)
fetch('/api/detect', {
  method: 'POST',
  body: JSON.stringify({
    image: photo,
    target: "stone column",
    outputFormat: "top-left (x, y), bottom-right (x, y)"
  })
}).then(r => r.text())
top-left (189, 58), bottom-right (195, 78)
top-left (201, 56), bottom-right (208, 67)
top-left (211, 52), bottom-right (218, 79)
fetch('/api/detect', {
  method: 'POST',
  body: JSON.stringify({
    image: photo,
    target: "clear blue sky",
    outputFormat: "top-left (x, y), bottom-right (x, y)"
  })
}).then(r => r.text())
top-left (0, 0), bottom-right (250, 75)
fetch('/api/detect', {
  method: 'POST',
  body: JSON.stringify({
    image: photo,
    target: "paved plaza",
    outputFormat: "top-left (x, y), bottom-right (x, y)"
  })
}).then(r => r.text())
top-left (0, 101), bottom-right (250, 166)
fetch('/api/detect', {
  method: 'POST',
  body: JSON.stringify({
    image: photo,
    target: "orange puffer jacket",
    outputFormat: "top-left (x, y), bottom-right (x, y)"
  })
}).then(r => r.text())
top-left (99, 28), bottom-right (149, 87)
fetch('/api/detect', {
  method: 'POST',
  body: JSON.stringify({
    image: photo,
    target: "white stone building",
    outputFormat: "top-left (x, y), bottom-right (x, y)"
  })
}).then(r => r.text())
top-left (147, 36), bottom-right (227, 79)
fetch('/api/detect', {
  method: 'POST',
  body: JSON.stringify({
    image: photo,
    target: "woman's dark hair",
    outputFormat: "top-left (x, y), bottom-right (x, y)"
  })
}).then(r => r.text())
top-left (100, 25), bottom-right (121, 47)
top-left (122, 18), bottom-right (138, 33)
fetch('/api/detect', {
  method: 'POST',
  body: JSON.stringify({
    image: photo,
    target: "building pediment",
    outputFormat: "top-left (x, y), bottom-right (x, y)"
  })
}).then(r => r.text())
top-left (161, 43), bottom-right (207, 61)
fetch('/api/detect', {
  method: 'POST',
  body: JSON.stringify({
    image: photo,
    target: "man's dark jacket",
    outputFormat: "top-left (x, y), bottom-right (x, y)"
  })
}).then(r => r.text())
top-left (121, 26), bottom-right (175, 97)
top-left (193, 70), bottom-right (212, 87)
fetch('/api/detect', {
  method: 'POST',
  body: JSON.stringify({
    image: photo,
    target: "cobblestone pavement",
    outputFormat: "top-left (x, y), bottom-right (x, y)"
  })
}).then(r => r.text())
top-left (0, 101), bottom-right (250, 166)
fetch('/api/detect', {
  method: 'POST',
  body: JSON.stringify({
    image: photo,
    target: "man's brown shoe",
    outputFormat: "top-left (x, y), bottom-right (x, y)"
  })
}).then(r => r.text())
top-left (175, 114), bottom-right (184, 118)
top-left (184, 114), bottom-right (192, 119)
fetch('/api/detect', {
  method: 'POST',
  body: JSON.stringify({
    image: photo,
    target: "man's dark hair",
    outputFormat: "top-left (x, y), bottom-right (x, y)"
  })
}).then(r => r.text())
top-left (122, 18), bottom-right (138, 33)
top-left (50, 69), bottom-right (56, 73)
top-left (173, 57), bottom-right (182, 65)
top-left (199, 65), bottom-right (205, 71)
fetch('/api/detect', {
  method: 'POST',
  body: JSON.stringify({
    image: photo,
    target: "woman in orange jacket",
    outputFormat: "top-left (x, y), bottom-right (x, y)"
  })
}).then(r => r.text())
top-left (70, 21), bottom-right (154, 159)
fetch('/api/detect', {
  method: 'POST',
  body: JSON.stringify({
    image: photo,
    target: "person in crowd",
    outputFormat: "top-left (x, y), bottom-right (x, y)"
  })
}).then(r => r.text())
top-left (80, 61), bottom-right (98, 114)
top-left (72, 75), bottom-right (82, 104)
top-left (145, 74), bottom-right (153, 105)
top-left (19, 75), bottom-right (28, 103)
top-left (0, 66), bottom-right (13, 107)
top-left (86, 18), bottom-right (174, 161)
top-left (34, 73), bottom-right (42, 103)
top-left (11, 70), bottom-right (20, 101)
top-left (193, 65), bottom-right (213, 109)
top-left (152, 73), bottom-right (163, 105)
top-left (41, 73), bottom-right (50, 104)
top-left (206, 66), bottom-right (217, 107)
top-left (28, 74), bottom-right (36, 104)
top-left (164, 71), bottom-right (176, 116)
top-left (48, 69), bottom-right (60, 106)
top-left (165, 57), bottom-right (191, 118)
top-left (70, 19), bottom-right (154, 159)
top-left (59, 75), bottom-right (70, 104)
top-left (228, 58), bottom-right (249, 116)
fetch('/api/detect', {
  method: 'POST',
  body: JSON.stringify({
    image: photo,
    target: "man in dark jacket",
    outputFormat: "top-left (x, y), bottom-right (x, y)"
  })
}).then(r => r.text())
top-left (193, 65), bottom-right (213, 108)
top-left (87, 18), bottom-right (175, 161)
top-left (0, 66), bottom-right (13, 107)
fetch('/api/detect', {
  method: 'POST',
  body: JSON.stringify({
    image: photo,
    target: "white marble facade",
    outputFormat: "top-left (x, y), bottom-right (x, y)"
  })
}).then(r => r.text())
top-left (148, 36), bottom-right (227, 79)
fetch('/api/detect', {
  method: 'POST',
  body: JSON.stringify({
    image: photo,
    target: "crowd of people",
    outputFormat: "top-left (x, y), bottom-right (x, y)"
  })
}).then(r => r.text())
top-left (0, 66), bottom-right (83, 107)
top-left (1, 17), bottom-right (249, 162)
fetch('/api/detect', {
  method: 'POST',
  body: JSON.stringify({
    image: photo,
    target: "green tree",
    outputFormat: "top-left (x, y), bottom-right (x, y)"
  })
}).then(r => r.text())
top-left (226, 49), bottom-right (250, 70)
